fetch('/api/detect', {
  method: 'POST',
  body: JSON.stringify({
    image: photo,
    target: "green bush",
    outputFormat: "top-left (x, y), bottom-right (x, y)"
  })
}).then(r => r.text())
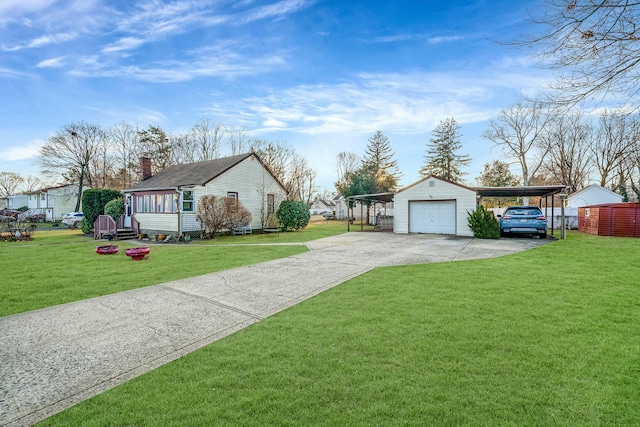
top-left (276, 200), bottom-right (310, 231)
top-left (81, 189), bottom-right (123, 233)
top-left (467, 206), bottom-right (500, 239)
top-left (104, 198), bottom-right (124, 221)
top-left (17, 206), bottom-right (28, 213)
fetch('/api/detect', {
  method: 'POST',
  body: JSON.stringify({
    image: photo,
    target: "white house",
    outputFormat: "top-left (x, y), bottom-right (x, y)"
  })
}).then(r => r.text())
top-left (23, 184), bottom-right (84, 221)
top-left (309, 198), bottom-right (335, 215)
top-left (6, 194), bottom-right (28, 211)
top-left (122, 153), bottom-right (287, 237)
top-left (394, 176), bottom-right (476, 236)
top-left (567, 184), bottom-right (623, 208)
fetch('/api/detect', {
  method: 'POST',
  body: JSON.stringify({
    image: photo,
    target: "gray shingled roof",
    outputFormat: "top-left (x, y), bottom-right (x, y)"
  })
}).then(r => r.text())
top-left (125, 153), bottom-right (253, 191)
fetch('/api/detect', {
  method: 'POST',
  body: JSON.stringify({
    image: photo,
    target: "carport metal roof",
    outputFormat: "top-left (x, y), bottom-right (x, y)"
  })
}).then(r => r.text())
top-left (474, 185), bottom-right (567, 198)
top-left (345, 192), bottom-right (395, 204)
top-left (346, 185), bottom-right (567, 202)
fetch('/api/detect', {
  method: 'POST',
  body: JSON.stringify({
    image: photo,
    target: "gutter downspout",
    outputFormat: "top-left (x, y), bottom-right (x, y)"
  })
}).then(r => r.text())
top-left (176, 187), bottom-right (182, 237)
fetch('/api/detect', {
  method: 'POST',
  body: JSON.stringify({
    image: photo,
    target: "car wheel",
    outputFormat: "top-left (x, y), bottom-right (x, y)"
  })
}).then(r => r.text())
top-left (540, 232), bottom-right (547, 239)
top-left (73, 221), bottom-right (80, 228)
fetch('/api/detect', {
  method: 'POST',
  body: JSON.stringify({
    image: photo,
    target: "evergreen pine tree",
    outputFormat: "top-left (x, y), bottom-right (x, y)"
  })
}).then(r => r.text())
top-left (420, 118), bottom-right (470, 183)
top-left (362, 131), bottom-right (401, 192)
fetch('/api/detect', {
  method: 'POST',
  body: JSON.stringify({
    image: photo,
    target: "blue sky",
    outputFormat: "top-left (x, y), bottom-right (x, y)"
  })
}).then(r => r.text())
top-left (1, 0), bottom-right (548, 191)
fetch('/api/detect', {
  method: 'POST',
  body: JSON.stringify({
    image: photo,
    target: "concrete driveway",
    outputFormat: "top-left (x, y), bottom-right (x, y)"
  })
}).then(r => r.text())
top-left (0, 232), bottom-right (550, 427)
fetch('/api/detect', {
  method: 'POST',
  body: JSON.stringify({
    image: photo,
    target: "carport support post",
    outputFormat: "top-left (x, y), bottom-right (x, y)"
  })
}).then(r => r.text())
top-left (550, 195), bottom-right (554, 237)
top-left (559, 193), bottom-right (567, 240)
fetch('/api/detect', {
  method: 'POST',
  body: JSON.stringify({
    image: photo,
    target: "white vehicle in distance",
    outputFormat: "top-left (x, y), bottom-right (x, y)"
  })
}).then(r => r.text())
top-left (62, 212), bottom-right (84, 228)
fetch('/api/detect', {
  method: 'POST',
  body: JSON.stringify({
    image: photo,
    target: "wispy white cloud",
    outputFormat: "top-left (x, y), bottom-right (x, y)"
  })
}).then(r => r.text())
top-left (428, 35), bottom-right (463, 44)
top-left (0, 0), bottom-right (57, 23)
top-left (240, 0), bottom-right (313, 23)
top-left (101, 37), bottom-right (146, 54)
top-left (37, 56), bottom-right (66, 68)
top-left (366, 33), bottom-right (463, 44)
top-left (0, 67), bottom-right (33, 78)
top-left (0, 140), bottom-right (44, 161)
top-left (205, 66), bottom-right (544, 136)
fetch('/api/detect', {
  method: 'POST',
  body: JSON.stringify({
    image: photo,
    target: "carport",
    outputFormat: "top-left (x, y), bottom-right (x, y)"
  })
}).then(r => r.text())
top-left (345, 192), bottom-right (395, 232)
top-left (474, 185), bottom-right (568, 238)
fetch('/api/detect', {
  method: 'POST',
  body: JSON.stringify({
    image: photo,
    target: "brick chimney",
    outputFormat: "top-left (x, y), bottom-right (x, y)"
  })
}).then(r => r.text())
top-left (140, 154), bottom-right (152, 181)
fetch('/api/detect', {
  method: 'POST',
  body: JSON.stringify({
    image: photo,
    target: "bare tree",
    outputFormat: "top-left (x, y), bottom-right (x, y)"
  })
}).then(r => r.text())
top-left (287, 154), bottom-right (318, 204)
top-left (627, 140), bottom-right (640, 201)
top-left (517, 1), bottom-right (640, 107)
top-left (0, 172), bottom-right (23, 198)
top-left (189, 119), bottom-right (225, 161)
top-left (541, 112), bottom-right (592, 193)
top-left (38, 121), bottom-right (107, 211)
top-left (591, 109), bottom-right (638, 188)
top-left (335, 151), bottom-right (361, 196)
top-left (483, 100), bottom-right (551, 188)
top-left (22, 175), bottom-right (42, 193)
top-left (226, 125), bottom-right (249, 155)
top-left (250, 140), bottom-right (294, 182)
top-left (250, 140), bottom-right (317, 203)
top-left (110, 121), bottom-right (140, 189)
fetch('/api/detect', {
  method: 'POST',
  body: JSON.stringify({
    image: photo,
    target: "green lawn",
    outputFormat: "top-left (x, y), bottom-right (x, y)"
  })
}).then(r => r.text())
top-left (197, 219), bottom-right (372, 244)
top-left (0, 229), bottom-right (307, 317)
top-left (41, 232), bottom-right (640, 426)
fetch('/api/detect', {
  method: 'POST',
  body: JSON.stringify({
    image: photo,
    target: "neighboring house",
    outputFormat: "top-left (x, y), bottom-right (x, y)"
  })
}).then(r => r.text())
top-left (24, 184), bottom-right (85, 221)
top-left (122, 153), bottom-right (287, 237)
top-left (394, 176), bottom-right (475, 236)
top-left (309, 198), bottom-right (335, 215)
top-left (7, 194), bottom-right (28, 211)
top-left (567, 184), bottom-right (624, 208)
top-left (332, 195), bottom-right (384, 220)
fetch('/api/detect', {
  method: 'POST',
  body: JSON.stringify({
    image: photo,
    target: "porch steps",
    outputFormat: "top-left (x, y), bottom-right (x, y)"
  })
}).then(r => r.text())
top-left (115, 229), bottom-right (138, 240)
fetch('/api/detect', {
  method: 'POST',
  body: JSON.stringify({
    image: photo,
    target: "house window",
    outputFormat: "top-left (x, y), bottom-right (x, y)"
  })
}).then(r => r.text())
top-left (267, 194), bottom-right (275, 214)
top-left (135, 193), bottom-right (178, 213)
top-left (228, 192), bottom-right (239, 211)
top-left (182, 190), bottom-right (194, 212)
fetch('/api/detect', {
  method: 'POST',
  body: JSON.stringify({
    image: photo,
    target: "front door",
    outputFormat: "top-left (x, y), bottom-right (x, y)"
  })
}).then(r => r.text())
top-left (124, 195), bottom-right (133, 228)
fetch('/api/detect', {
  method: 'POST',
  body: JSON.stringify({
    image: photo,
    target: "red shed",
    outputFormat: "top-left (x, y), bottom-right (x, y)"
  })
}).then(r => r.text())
top-left (578, 203), bottom-right (640, 237)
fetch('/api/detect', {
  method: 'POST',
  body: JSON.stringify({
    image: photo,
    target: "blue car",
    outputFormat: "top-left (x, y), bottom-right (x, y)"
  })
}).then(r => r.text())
top-left (499, 206), bottom-right (547, 238)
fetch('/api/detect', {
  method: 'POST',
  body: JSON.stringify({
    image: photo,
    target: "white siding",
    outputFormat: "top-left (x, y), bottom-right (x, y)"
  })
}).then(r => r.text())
top-left (203, 156), bottom-right (286, 230)
top-left (47, 186), bottom-right (82, 220)
top-left (135, 213), bottom-right (181, 232)
top-left (567, 185), bottom-right (623, 208)
top-left (394, 177), bottom-right (475, 236)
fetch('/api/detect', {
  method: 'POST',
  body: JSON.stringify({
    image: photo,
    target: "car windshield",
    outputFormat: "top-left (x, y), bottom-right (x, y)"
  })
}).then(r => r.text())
top-left (506, 208), bottom-right (541, 216)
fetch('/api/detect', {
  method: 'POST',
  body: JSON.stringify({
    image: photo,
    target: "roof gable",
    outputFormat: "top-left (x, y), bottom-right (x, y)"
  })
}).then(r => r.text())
top-left (125, 153), bottom-right (256, 191)
top-left (398, 175), bottom-right (475, 194)
top-left (568, 184), bottom-right (622, 200)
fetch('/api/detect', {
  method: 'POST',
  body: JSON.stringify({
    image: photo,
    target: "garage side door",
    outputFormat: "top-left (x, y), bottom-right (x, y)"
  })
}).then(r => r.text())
top-left (409, 200), bottom-right (456, 234)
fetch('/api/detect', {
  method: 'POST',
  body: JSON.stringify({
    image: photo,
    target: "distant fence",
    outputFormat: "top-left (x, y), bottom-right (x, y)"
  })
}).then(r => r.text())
top-left (490, 207), bottom-right (578, 230)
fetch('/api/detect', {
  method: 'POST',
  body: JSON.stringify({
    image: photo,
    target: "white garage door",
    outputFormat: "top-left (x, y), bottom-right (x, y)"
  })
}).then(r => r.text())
top-left (409, 200), bottom-right (456, 234)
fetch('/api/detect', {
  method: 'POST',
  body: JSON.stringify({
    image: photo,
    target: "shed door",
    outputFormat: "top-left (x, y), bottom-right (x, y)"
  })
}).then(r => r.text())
top-left (409, 200), bottom-right (456, 234)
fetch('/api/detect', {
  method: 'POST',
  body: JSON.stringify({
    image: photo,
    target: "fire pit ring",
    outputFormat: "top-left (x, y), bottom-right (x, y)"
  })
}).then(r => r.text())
top-left (125, 247), bottom-right (150, 261)
top-left (96, 245), bottom-right (119, 255)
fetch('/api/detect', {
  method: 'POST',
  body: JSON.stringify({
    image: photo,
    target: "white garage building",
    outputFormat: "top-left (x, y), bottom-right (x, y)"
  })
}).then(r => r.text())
top-left (394, 176), bottom-right (476, 236)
